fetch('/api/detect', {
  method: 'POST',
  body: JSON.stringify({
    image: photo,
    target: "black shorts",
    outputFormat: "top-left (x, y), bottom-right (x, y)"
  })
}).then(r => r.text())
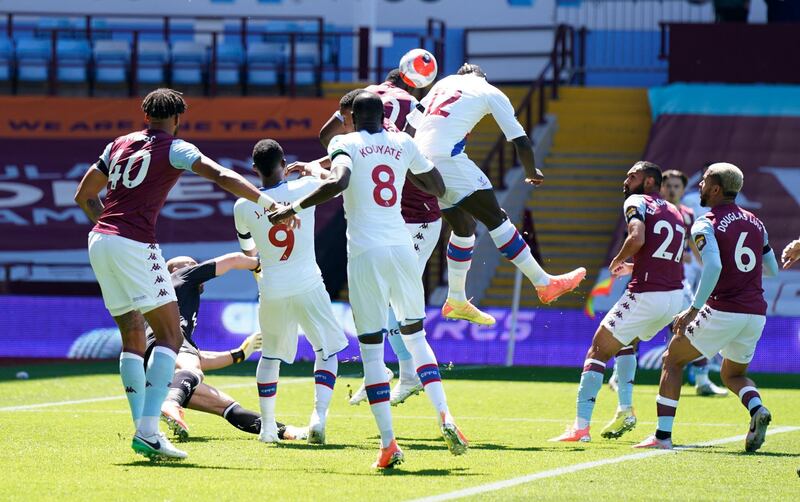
top-left (143, 334), bottom-right (200, 366)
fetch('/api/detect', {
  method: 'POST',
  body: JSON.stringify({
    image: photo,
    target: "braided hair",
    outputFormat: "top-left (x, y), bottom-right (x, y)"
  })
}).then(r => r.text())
top-left (141, 88), bottom-right (187, 119)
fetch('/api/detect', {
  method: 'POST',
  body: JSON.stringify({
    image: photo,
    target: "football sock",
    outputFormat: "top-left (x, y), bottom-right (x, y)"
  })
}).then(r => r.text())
top-left (738, 386), bottom-right (763, 417)
top-left (223, 402), bottom-right (261, 434)
top-left (359, 342), bottom-right (394, 448)
top-left (615, 347), bottom-right (637, 411)
top-left (446, 233), bottom-right (474, 302)
top-left (167, 370), bottom-right (201, 408)
top-left (402, 329), bottom-right (449, 417)
top-left (656, 394), bottom-right (678, 439)
top-left (576, 359), bottom-right (605, 429)
top-left (313, 353), bottom-right (337, 419)
top-left (119, 351), bottom-right (146, 428)
top-left (139, 345), bottom-right (177, 437)
top-left (692, 357), bottom-right (711, 386)
top-left (256, 357), bottom-right (281, 431)
top-left (489, 220), bottom-right (549, 287)
top-left (385, 307), bottom-right (416, 382)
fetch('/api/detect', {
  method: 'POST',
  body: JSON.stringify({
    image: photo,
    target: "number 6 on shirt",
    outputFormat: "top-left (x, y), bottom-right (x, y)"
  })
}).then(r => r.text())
top-left (268, 224), bottom-right (294, 260)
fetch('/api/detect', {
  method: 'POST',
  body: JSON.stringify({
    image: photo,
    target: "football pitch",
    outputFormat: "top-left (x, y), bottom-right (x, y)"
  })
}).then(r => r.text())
top-left (1, 362), bottom-right (798, 501)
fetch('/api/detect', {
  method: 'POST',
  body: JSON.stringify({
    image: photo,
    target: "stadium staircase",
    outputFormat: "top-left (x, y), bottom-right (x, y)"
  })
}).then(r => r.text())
top-left (482, 87), bottom-right (651, 310)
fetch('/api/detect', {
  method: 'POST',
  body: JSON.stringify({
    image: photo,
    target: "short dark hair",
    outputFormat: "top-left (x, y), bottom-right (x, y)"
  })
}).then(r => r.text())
top-left (141, 88), bottom-right (187, 119)
top-left (339, 89), bottom-right (365, 110)
top-left (662, 169), bottom-right (688, 188)
top-left (352, 91), bottom-right (384, 123)
top-left (252, 139), bottom-right (284, 177)
top-left (457, 63), bottom-right (485, 78)
top-left (632, 160), bottom-right (663, 187)
top-left (385, 68), bottom-right (403, 85)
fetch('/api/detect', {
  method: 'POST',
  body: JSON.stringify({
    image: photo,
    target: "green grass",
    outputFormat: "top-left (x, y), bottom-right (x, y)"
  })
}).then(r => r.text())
top-left (1, 362), bottom-right (798, 501)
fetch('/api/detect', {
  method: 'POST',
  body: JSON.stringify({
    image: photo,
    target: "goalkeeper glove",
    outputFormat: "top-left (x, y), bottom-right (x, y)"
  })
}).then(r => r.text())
top-left (230, 332), bottom-right (262, 363)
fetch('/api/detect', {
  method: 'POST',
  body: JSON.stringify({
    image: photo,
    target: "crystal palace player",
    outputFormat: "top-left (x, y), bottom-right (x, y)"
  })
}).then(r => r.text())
top-left (551, 162), bottom-right (686, 443)
top-left (234, 139), bottom-right (348, 445)
top-left (635, 163), bottom-right (780, 451)
top-left (316, 75), bottom-right (470, 407)
top-left (74, 88), bottom-right (281, 460)
top-left (270, 92), bottom-right (468, 469)
top-left (413, 64), bottom-right (586, 310)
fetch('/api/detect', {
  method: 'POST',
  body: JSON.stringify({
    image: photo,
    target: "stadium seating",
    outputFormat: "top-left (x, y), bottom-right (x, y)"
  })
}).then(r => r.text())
top-left (171, 41), bottom-right (207, 85)
top-left (93, 40), bottom-right (129, 84)
top-left (136, 40), bottom-right (169, 85)
top-left (56, 39), bottom-right (91, 83)
top-left (246, 42), bottom-right (283, 87)
top-left (0, 38), bottom-right (13, 83)
top-left (16, 38), bottom-right (51, 83)
top-left (215, 42), bottom-right (245, 86)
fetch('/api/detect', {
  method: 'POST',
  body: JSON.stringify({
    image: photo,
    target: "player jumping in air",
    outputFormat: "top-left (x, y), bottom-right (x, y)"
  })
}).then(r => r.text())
top-left (315, 77), bottom-right (460, 407)
top-left (412, 63), bottom-right (586, 312)
top-left (234, 139), bottom-right (349, 445)
top-left (634, 163), bottom-right (780, 451)
top-left (145, 254), bottom-right (306, 442)
top-left (74, 88), bottom-right (283, 460)
top-left (270, 92), bottom-right (468, 469)
top-left (551, 162), bottom-right (686, 442)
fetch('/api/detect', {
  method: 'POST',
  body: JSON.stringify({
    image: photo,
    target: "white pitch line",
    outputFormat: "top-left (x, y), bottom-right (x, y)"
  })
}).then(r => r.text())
top-left (408, 426), bottom-right (800, 502)
top-left (0, 378), bottom-right (308, 412)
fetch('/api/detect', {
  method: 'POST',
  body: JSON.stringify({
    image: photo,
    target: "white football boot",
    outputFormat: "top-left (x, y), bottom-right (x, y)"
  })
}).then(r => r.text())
top-left (131, 431), bottom-right (188, 460)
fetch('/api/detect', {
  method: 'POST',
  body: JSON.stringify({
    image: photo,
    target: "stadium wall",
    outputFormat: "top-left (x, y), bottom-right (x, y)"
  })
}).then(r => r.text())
top-left (3, 295), bottom-right (800, 373)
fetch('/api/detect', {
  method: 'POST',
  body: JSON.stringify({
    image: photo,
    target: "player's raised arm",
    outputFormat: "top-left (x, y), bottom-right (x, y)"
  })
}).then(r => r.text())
top-left (213, 252), bottom-right (260, 276)
top-left (191, 155), bottom-right (276, 210)
top-left (609, 196), bottom-right (647, 275)
top-left (268, 154), bottom-right (351, 225)
top-left (319, 111), bottom-right (348, 149)
top-left (74, 162), bottom-right (109, 224)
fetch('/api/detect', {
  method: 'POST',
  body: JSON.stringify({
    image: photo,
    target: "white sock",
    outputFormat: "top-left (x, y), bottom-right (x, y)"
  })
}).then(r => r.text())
top-left (402, 329), bottom-right (449, 417)
top-left (256, 357), bottom-right (281, 433)
top-left (359, 342), bottom-right (394, 447)
top-left (489, 220), bottom-right (549, 286)
top-left (313, 353), bottom-right (337, 420)
top-left (446, 233), bottom-right (474, 302)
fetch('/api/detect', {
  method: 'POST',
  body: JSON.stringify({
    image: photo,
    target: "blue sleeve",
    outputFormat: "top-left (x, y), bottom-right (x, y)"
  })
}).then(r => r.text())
top-left (169, 139), bottom-right (202, 171)
top-left (691, 217), bottom-right (721, 309)
top-left (623, 195), bottom-right (647, 223)
top-left (763, 250), bottom-right (779, 277)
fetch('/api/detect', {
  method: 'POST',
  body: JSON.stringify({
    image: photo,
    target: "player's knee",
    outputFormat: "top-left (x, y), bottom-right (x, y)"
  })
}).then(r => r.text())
top-left (357, 332), bottom-right (384, 344)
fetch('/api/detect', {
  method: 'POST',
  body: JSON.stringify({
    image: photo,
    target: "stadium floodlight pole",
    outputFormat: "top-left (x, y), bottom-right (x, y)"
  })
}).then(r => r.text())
top-left (505, 268), bottom-right (524, 367)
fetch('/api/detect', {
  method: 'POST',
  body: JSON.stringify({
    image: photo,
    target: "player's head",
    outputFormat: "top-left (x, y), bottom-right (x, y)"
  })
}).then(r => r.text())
top-left (141, 88), bottom-right (187, 135)
top-left (661, 169), bottom-right (688, 205)
top-left (338, 88), bottom-right (364, 132)
top-left (252, 139), bottom-right (286, 184)
top-left (167, 255), bottom-right (197, 273)
top-left (351, 91), bottom-right (385, 133)
top-left (699, 162), bottom-right (743, 207)
top-left (624, 160), bottom-right (662, 198)
top-left (385, 68), bottom-right (413, 92)
top-left (457, 63), bottom-right (486, 79)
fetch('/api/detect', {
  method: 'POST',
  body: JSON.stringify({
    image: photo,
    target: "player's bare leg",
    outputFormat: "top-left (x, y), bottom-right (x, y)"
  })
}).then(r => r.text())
top-left (400, 319), bottom-right (468, 455)
top-left (160, 352), bottom-right (204, 440)
top-left (440, 206), bottom-right (495, 325)
top-left (720, 359), bottom-right (770, 452)
top-left (551, 326), bottom-right (622, 442)
top-left (187, 383), bottom-right (306, 440)
top-left (633, 334), bottom-right (700, 449)
top-left (131, 302), bottom-right (187, 459)
top-left (459, 189), bottom-right (586, 304)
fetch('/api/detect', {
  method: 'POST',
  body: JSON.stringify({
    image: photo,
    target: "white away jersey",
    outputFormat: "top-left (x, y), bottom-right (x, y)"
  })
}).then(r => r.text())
top-left (328, 130), bottom-right (434, 257)
top-left (413, 74), bottom-right (527, 159)
top-left (233, 178), bottom-right (324, 299)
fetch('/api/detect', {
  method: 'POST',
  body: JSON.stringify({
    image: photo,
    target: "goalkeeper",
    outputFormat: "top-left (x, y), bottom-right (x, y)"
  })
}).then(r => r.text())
top-left (143, 253), bottom-right (305, 441)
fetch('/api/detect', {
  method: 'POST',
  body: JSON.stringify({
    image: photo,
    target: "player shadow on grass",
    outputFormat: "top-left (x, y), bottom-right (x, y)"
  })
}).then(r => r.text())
top-left (114, 461), bottom-right (261, 470)
top-left (399, 440), bottom-right (543, 453)
top-left (688, 448), bottom-right (800, 458)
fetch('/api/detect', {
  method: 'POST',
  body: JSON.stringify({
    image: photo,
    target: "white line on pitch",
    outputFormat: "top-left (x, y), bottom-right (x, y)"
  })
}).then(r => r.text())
top-left (0, 378), bottom-right (309, 412)
top-left (407, 426), bottom-right (800, 502)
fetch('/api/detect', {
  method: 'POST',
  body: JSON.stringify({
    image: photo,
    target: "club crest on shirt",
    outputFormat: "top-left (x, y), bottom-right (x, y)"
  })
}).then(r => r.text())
top-left (694, 234), bottom-right (706, 251)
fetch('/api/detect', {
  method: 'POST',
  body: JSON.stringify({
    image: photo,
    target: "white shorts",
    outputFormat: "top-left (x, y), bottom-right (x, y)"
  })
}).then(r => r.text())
top-left (87, 231), bottom-right (176, 317)
top-left (258, 283), bottom-right (348, 364)
top-left (602, 289), bottom-right (684, 346)
top-left (348, 245), bottom-right (426, 334)
top-left (685, 306), bottom-right (765, 364)
top-left (406, 218), bottom-right (442, 275)
top-left (431, 153), bottom-right (492, 209)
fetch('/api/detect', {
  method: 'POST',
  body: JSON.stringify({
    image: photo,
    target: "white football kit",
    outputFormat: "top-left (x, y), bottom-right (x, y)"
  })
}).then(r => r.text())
top-left (413, 73), bottom-right (527, 208)
top-left (327, 130), bottom-right (435, 334)
top-left (233, 178), bottom-right (347, 363)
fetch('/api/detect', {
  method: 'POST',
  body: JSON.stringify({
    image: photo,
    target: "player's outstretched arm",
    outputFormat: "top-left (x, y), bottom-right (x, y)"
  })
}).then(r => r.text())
top-left (407, 169), bottom-right (445, 198)
top-left (74, 163), bottom-right (108, 224)
top-left (213, 252), bottom-right (260, 276)
top-left (319, 112), bottom-right (348, 148)
top-left (511, 136), bottom-right (544, 186)
top-left (200, 333), bottom-right (262, 371)
top-left (192, 155), bottom-right (276, 210)
top-left (268, 155), bottom-right (352, 224)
